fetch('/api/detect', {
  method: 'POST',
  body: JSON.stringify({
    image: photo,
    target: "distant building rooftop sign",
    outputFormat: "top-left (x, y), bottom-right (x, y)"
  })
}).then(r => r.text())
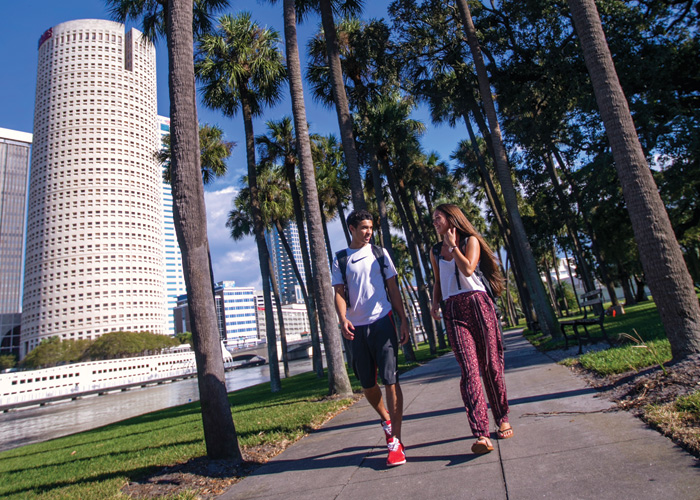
top-left (38, 27), bottom-right (53, 49)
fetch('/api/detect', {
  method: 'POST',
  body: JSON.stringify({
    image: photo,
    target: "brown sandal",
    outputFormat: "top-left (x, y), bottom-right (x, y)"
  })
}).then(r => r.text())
top-left (471, 436), bottom-right (494, 454)
top-left (496, 424), bottom-right (514, 439)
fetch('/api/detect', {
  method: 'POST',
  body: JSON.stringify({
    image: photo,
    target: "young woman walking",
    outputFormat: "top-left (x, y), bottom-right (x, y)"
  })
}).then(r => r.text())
top-left (429, 204), bottom-right (513, 454)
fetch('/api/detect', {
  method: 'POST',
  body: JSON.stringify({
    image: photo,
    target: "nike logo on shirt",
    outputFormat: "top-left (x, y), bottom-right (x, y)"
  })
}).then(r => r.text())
top-left (351, 255), bottom-right (368, 263)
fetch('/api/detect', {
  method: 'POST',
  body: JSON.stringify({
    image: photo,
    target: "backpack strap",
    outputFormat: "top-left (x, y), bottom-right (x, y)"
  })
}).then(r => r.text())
top-left (371, 245), bottom-right (391, 302)
top-left (432, 242), bottom-right (441, 261)
top-left (335, 249), bottom-right (349, 306)
top-left (433, 241), bottom-right (462, 290)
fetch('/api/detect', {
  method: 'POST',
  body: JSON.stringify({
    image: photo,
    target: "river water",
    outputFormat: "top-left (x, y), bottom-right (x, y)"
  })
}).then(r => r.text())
top-left (0, 358), bottom-right (319, 452)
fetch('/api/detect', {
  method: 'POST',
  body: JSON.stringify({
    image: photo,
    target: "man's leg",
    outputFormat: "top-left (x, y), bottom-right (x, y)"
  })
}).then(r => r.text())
top-left (363, 384), bottom-right (390, 422)
top-left (384, 382), bottom-right (403, 440)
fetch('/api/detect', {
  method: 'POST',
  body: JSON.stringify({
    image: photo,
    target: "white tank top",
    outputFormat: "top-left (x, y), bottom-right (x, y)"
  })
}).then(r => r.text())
top-left (439, 257), bottom-right (486, 300)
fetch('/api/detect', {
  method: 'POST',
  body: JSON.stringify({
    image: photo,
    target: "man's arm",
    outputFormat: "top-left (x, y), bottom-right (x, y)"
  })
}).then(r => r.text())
top-left (334, 284), bottom-right (355, 340)
top-left (386, 276), bottom-right (409, 345)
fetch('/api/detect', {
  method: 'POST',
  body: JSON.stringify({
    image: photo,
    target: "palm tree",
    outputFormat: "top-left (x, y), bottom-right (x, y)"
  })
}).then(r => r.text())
top-left (196, 12), bottom-right (287, 391)
top-left (307, 16), bottom-right (400, 258)
top-left (106, 0), bottom-right (240, 461)
top-left (159, 124), bottom-right (233, 185)
top-left (316, 0), bottom-right (366, 211)
top-left (362, 93), bottom-right (439, 353)
top-left (311, 134), bottom-right (352, 246)
top-left (455, 0), bottom-right (561, 339)
top-left (277, 0), bottom-right (352, 395)
top-left (256, 117), bottom-right (324, 377)
top-left (567, 0), bottom-right (700, 359)
top-left (158, 122), bottom-right (233, 311)
top-left (389, 235), bottom-right (417, 361)
top-left (227, 170), bottom-right (293, 378)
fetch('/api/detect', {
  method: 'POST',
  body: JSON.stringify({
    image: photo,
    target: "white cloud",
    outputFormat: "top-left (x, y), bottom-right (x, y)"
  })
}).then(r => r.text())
top-left (204, 186), bottom-right (261, 287)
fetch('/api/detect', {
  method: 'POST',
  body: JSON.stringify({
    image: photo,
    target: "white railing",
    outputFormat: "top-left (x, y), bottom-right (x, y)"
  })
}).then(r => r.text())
top-left (0, 343), bottom-right (233, 409)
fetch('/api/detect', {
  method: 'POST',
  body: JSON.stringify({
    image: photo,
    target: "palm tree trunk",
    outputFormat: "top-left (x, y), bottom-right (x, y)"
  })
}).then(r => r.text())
top-left (568, 0), bottom-right (700, 359)
top-left (318, 0), bottom-right (365, 211)
top-left (165, 0), bottom-right (241, 461)
top-left (268, 255), bottom-right (290, 378)
top-left (462, 111), bottom-right (537, 328)
top-left (456, 0), bottom-right (560, 339)
top-left (544, 151), bottom-right (597, 297)
top-left (634, 275), bottom-right (649, 302)
top-left (398, 278), bottom-right (418, 347)
top-left (553, 149), bottom-right (620, 307)
top-left (503, 256), bottom-right (517, 326)
top-left (320, 209), bottom-right (334, 267)
top-left (552, 242), bottom-right (570, 316)
top-left (284, 160), bottom-right (324, 377)
top-left (381, 158), bottom-right (437, 353)
top-left (543, 256), bottom-right (560, 316)
top-left (402, 275), bottom-right (423, 345)
top-left (283, 0), bottom-right (352, 395)
top-left (337, 201), bottom-right (351, 246)
top-left (273, 221), bottom-right (312, 375)
top-left (618, 263), bottom-right (636, 307)
top-left (370, 151), bottom-right (392, 252)
top-left (241, 91), bottom-right (281, 392)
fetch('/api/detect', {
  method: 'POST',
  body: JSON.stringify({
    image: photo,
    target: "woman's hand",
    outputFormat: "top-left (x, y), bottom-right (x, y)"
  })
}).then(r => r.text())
top-left (430, 302), bottom-right (442, 321)
top-left (443, 227), bottom-right (457, 248)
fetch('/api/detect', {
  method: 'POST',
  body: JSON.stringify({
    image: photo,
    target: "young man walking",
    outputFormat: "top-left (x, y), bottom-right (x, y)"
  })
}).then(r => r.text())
top-left (331, 209), bottom-right (410, 467)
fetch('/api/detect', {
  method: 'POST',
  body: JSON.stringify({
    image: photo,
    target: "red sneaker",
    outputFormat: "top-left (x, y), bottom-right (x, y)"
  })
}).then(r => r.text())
top-left (381, 420), bottom-right (392, 442)
top-left (386, 437), bottom-right (406, 467)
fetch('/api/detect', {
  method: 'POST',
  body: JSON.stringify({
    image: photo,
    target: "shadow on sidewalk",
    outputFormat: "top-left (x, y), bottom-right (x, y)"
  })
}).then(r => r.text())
top-left (248, 436), bottom-right (481, 475)
top-left (507, 387), bottom-right (601, 406)
top-left (317, 406), bottom-right (466, 435)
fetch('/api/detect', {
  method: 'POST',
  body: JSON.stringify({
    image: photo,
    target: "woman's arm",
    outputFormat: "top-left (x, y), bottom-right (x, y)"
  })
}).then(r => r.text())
top-left (451, 233), bottom-right (480, 277)
top-left (430, 250), bottom-right (443, 320)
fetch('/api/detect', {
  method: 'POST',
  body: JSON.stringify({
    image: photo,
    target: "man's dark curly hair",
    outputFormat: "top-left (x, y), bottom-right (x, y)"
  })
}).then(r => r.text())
top-left (346, 209), bottom-right (374, 228)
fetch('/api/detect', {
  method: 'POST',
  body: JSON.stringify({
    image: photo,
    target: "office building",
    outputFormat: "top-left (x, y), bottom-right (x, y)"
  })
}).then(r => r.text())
top-left (174, 281), bottom-right (257, 348)
top-left (158, 116), bottom-right (186, 335)
top-left (21, 20), bottom-right (164, 357)
top-left (254, 290), bottom-right (308, 342)
top-left (0, 128), bottom-right (32, 356)
top-left (264, 223), bottom-right (306, 305)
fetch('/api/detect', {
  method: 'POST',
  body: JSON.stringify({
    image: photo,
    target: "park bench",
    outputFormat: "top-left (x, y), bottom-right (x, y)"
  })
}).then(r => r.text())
top-left (560, 289), bottom-right (613, 354)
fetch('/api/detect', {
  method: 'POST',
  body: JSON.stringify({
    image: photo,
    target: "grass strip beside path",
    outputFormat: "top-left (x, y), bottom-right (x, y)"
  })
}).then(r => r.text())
top-left (523, 297), bottom-right (700, 458)
top-left (644, 390), bottom-right (700, 456)
top-left (524, 300), bottom-right (671, 375)
top-left (0, 342), bottom-right (448, 499)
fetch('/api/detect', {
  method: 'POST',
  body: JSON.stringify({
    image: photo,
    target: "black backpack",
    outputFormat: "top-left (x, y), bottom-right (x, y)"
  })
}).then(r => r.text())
top-left (336, 244), bottom-right (389, 308)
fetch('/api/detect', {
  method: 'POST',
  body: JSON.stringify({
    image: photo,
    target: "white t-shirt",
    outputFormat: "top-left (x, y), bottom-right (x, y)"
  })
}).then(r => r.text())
top-left (439, 257), bottom-right (486, 300)
top-left (331, 244), bottom-right (398, 326)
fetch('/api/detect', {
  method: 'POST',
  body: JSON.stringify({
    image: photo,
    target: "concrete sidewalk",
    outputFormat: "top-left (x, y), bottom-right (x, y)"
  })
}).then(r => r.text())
top-left (219, 329), bottom-right (699, 500)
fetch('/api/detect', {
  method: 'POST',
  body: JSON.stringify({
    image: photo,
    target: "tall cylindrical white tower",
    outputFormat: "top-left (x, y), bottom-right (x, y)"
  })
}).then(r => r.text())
top-left (21, 20), bottom-right (165, 357)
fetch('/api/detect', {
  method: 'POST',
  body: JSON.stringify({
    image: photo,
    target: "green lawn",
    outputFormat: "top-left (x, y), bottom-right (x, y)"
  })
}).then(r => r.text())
top-left (0, 342), bottom-right (446, 500)
top-left (525, 299), bottom-right (674, 375)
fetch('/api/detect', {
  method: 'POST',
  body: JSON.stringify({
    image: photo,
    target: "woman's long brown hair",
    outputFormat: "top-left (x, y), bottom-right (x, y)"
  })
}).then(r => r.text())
top-left (435, 203), bottom-right (505, 296)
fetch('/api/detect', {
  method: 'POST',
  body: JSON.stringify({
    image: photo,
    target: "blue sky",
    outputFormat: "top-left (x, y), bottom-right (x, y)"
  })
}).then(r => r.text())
top-left (0, 0), bottom-right (465, 289)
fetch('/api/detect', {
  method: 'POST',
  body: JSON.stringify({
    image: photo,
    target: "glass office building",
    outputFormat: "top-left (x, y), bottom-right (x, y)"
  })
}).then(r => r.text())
top-left (264, 224), bottom-right (306, 305)
top-left (174, 281), bottom-right (257, 348)
top-left (157, 116), bottom-right (186, 335)
top-left (0, 128), bottom-right (32, 356)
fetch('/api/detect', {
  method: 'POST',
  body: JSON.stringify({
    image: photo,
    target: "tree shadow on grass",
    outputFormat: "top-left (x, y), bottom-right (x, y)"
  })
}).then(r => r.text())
top-left (2, 464), bottom-right (161, 497)
top-left (0, 415), bottom-right (201, 463)
top-left (0, 438), bottom-right (204, 476)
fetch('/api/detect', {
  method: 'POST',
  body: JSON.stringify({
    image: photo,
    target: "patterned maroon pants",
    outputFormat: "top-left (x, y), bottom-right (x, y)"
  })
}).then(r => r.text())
top-left (444, 291), bottom-right (509, 437)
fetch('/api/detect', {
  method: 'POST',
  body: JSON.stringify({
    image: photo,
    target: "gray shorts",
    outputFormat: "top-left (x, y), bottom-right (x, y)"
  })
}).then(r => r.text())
top-left (352, 312), bottom-right (399, 389)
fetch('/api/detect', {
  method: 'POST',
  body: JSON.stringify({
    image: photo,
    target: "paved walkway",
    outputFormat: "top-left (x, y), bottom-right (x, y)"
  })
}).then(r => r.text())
top-left (219, 329), bottom-right (699, 500)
